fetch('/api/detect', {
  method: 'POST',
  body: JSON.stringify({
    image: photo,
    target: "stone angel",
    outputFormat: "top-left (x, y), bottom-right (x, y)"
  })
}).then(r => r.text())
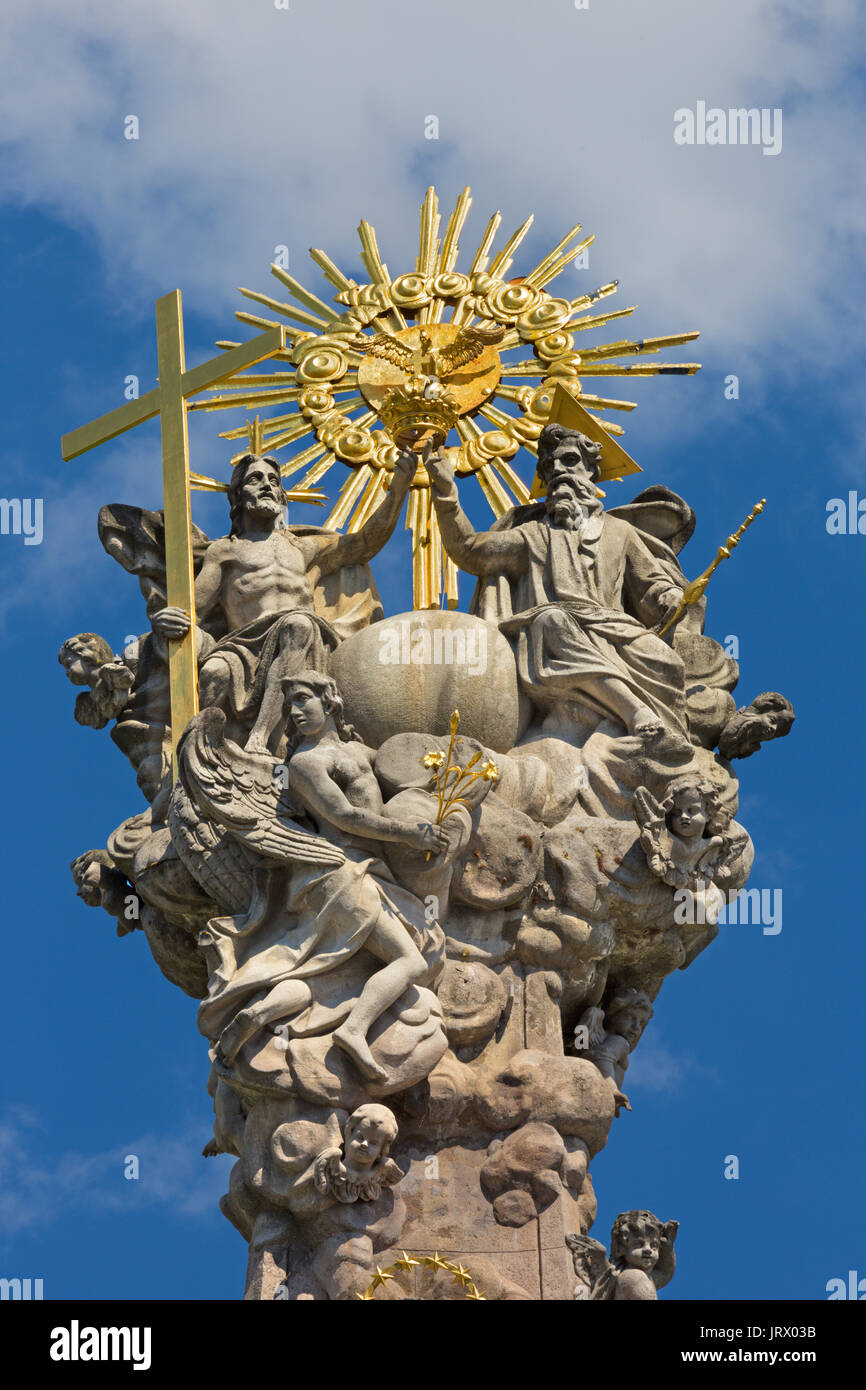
top-left (574, 989), bottom-right (654, 1117)
top-left (171, 689), bottom-right (447, 1085)
top-left (58, 633), bottom-right (134, 729)
top-left (634, 773), bottom-right (736, 890)
top-left (566, 1209), bottom-right (678, 1301)
top-left (313, 1104), bottom-right (403, 1204)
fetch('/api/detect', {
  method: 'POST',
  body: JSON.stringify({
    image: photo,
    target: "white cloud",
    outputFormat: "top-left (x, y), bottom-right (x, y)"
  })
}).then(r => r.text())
top-left (625, 1033), bottom-right (687, 1092)
top-left (0, 0), bottom-right (862, 375)
top-left (0, 1106), bottom-right (232, 1235)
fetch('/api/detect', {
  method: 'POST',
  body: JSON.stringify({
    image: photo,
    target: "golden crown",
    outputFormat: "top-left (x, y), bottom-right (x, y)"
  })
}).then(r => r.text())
top-left (379, 374), bottom-right (460, 449)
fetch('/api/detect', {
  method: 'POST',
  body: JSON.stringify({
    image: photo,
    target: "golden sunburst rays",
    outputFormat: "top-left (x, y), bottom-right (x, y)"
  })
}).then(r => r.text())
top-left (192, 185), bottom-right (701, 609)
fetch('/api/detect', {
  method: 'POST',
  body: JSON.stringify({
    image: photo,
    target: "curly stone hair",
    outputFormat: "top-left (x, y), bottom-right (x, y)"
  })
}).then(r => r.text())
top-left (658, 773), bottom-right (728, 837)
top-left (58, 632), bottom-right (114, 671)
top-left (536, 423), bottom-right (603, 485)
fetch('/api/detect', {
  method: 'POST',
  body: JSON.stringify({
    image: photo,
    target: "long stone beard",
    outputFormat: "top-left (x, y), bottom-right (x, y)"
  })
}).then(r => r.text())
top-left (547, 489), bottom-right (589, 530)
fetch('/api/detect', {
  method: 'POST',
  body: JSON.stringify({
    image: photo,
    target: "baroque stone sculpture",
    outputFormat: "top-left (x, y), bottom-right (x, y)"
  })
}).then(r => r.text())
top-left (60, 189), bottom-right (794, 1299)
top-left (567, 1210), bottom-right (679, 1300)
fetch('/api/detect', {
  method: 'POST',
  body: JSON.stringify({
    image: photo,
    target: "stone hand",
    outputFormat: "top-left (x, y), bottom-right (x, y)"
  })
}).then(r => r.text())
top-left (614, 1088), bottom-right (632, 1116)
top-left (152, 606), bottom-right (191, 639)
top-left (422, 444), bottom-right (455, 491)
top-left (657, 591), bottom-right (685, 634)
top-left (399, 820), bottom-right (450, 856)
top-left (394, 446), bottom-right (419, 482)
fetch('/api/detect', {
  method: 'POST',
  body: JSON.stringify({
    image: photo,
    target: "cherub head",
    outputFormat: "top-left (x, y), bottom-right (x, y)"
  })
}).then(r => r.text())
top-left (343, 1104), bottom-right (399, 1176)
top-left (315, 1103), bottom-right (402, 1204)
top-left (283, 670), bottom-right (360, 749)
top-left (659, 774), bottom-right (726, 842)
top-left (610, 1210), bottom-right (664, 1273)
top-left (58, 633), bottom-right (114, 685)
top-left (227, 453), bottom-right (286, 535)
top-left (604, 988), bottom-right (653, 1051)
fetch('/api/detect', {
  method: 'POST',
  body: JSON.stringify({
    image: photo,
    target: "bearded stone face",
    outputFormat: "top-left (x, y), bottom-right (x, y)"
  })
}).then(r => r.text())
top-left (543, 452), bottom-right (600, 530)
top-left (717, 694), bottom-right (794, 759)
top-left (227, 454), bottom-right (286, 534)
top-left (239, 460), bottom-right (285, 518)
top-left (537, 429), bottom-right (602, 530)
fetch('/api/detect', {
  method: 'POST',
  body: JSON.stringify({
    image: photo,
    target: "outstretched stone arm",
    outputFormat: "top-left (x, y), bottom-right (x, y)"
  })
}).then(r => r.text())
top-left (316, 452), bottom-right (415, 574)
top-left (426, 449), bottom-right (527, 577)
top-left (288, 755), bottom-right (448, 854)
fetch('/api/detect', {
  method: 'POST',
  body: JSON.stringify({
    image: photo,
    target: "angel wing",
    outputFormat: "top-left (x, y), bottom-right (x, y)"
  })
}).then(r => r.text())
top-left (341, 329), bottom-right (416, 371)
top-left (175, 708), bottom-right (346, 870)
top-left (565, 1233), bottom-right (616, 1300)
top-left (633, 785), bottom-right (676, 882)
top-left (98, 504), bottom-right (211, 617)
top-left (653, 1220), bottom-right (679, 1290)
top-left (434, 319), bottom-right (506, 375)
top-left (169, 776), bottom-right (257, 916)
top-left (575, 1004), bottom-right (606, 1049)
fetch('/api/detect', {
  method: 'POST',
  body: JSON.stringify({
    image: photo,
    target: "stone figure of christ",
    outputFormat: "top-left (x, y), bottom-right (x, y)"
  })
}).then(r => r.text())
top-left (424, 425), bottom-right (689, 743)
top-left (153, 447), bottom-right (417, 752)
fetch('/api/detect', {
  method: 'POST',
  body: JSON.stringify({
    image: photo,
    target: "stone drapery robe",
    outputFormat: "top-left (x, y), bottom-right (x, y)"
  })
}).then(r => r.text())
top-left (433, 488), bottom-right (688, 740)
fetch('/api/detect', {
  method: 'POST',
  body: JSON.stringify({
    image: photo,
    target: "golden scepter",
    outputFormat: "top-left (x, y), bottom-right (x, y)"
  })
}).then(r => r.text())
top-left (657, 498), bottom-right (766, 637)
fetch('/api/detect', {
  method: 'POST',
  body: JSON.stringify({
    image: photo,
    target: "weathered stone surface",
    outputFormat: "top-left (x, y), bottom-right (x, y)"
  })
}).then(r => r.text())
top-left (453, 797), bottom-right (541, 908)
top-left (330, 610), bottom-right (524, 752)
top-left (64, 413), bottom-right (792, 1300)
top-left (436, 959), bottom-right (508, 1047)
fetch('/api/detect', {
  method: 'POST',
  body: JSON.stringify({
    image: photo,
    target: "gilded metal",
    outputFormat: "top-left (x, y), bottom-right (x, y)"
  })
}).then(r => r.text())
top-left (197, 185), bottom-right (702, 607)
top-left (657, 499), bottom-right (767, 636)
top-left (61, 297), bottom-right (286, 768)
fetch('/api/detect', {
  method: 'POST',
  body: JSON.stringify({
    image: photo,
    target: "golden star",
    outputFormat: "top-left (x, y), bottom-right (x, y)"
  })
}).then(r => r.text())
top-left (451, 1263), bottom-right (473, 1287)
top-left (370, 1265), bottom-right (396, 1290)
top-left (355, 1289), bottom-right (375, 1300)
top-left (465, 1284), bottom-right (486, 1300)
top-left (395, 1251), bottom-right (421, 1271)
top-left (422, 1252), bottom-right (452, 1273)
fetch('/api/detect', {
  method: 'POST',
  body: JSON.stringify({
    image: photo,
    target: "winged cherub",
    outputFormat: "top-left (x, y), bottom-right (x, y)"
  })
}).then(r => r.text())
top-left (633, 773), bottom-right (734, 890)
top-left (566, 1211), bottom-right (679, 1301)
top-left (313, 1104), bottom-right (402, 1204)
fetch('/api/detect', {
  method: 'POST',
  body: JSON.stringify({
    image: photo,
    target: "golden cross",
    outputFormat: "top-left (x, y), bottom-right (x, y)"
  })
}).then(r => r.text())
top-left (61, 290), bottom-right (285, 770)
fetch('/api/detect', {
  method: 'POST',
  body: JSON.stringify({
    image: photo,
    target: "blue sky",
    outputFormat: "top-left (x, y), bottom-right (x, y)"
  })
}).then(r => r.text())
top-left (0, 0), bottom-right (864, 1300)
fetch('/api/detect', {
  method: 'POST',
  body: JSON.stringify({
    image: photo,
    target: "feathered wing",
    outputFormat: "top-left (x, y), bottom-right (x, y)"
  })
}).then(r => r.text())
top-left (168, 777), bottom-right (256, 916)
top-left (565, 1233), bottom-right (616, 1299)
top-left (436, 319), bottom-right (506, 375)
top-left (313, 1148), bottom-right (344, 1196)
top-left (576, 1004), bottom-right (606, 1048)
top-left (98, 504), bottom-right (211, 613)
top-left (175, 708), bottom-right (346, 869)
top-left (633, 785), bottom-right (675, 880)
top-left (343, 330), bottom-right (416, 371)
